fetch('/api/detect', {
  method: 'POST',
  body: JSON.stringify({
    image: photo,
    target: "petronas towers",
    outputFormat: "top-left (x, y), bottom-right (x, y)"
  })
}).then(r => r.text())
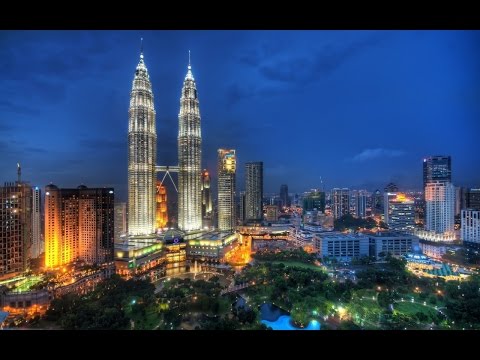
top-left (178, 61), bottom-right (202, 231)
top-left (128, 51), bottom-right (157, 236)
top-left (128, 47), bottom-right (203, 236)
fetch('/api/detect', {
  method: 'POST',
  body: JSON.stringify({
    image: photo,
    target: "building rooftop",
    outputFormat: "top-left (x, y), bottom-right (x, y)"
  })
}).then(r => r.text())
top-left (369, 231), bottom-right (417, 238)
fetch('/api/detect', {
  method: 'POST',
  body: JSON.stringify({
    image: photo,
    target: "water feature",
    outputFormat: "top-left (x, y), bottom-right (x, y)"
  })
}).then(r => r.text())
top-left (260, 303), bottom-right (320, 330)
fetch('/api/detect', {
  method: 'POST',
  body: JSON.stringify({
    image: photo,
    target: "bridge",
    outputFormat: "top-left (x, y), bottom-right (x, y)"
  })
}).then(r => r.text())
top-left (156, 165), bottom-right (178, 192)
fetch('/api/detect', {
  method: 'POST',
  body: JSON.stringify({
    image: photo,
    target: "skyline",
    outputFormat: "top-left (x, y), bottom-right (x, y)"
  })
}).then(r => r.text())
top-left (1, 30), bottom-right (479, 201)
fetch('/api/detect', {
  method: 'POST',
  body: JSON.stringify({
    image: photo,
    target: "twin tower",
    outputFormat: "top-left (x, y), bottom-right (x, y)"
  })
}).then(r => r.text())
top-left (128, 48), bottom-right (201, 236)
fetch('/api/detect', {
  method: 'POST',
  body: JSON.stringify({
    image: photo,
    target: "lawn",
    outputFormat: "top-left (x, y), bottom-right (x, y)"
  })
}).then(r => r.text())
top-left (259, 260), bottom-right (324, 272)
top-left (394, 301), bottom-right (439, 320)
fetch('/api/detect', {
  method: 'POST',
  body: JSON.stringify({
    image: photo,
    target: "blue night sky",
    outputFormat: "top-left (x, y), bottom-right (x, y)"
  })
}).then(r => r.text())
top-left (1, 30), bottom-right (479, 201)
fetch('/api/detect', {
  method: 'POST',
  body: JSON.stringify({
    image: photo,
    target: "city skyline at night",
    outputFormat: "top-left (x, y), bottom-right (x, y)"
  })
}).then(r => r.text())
top-left (1, 30), bottom-right (479, 201)
top-left (2, 29), bottom-right (480, 332)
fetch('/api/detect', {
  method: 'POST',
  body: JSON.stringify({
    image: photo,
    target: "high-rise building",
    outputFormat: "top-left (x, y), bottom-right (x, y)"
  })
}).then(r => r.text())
top-left (354, 190), bottom-right (368, 219)
top-left (461, 209), bottom-right (480, 247)
top-left (128, 49), bottom-right (157, 236)
top-left (178, 57), bottom-right (202, 231)
top-left (425, 181), bottom-right (455, 235)
top-left (372, 189), bottom-right (383, 216)
top-left (31, 186), bottom-right (42, 259)
top-left (45, 185), bottom-right (114, 268)
top-left (156, 181), bottom-right (168, 230)
top-left (245, 162), bottom-right (263, 221)
top-left (280, 184), bottom-right (290, 208)
top-left (331, 188), bottom-right (350, 219)
top-left (217, 149), bottom-right (236, 231)
top-left (201, 169), bottom-right (213, 222)
top-left (114, 202), bottom-right (127, 242)
top-left (303, 191), bottom-right (325, 213)
top-left (239, 191), bottom-right (246, 225)
top-left (423, 156), bottom-right (451, 189)
top-left (0, 181), bottom-right (32, 278)
top-left (466, 188), bottom-right (480, 210)
top-left (387, 193), bottom-right (415, 231)
top-left (383, 191), bottom-right (398, 224)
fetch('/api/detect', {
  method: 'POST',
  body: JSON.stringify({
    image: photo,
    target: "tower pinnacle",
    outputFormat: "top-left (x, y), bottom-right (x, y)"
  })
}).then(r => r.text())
top-left (140, 37), bottom-right (144, 59)
top-left (186, 50), bottom-right (194, 80)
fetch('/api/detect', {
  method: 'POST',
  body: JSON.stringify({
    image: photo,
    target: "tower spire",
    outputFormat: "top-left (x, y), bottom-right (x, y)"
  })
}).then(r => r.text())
top-left (185, 50), bottom-right (194, 80)
top-left (140, 37), bottom-right (144, 59)
top-left (17, 162), bottom-right (21, 183)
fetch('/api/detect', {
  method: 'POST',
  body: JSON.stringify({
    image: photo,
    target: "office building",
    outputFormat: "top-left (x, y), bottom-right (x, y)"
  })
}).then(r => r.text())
top-left (280, 184), bottom-right (290, 208)
top-left (45, 185), bottom-right (114, 268)
top-left (368, 232), bottom-right (419, 259)
top-left (178, 58), bottom-right (202, 231)
top-left (217, 149), bottom-right (236, 231)
top-left (128, 48), bottom-right (157, 236)
top-left (372, 189), bottom-right (383, 216)
top-left (314, 232), bottom-right (369, 261)
top-left (352, 190), bottom-right (367, 218)
top-left (331, 188), bottom-right (350, 219)
top-left (423, 156), bottom-right (451, 189)
top-left (245, 162), bottom-right (263, 221)
top-left (385, 193), bottom-right (415, 231)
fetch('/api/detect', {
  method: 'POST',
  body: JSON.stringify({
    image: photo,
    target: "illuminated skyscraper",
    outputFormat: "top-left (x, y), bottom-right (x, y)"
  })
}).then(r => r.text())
top-left (423, 156), bottom-right (451, 189)
top-left (387, 193), bottom-right (415, 231)
top-left (178, 56), bottom-right (202, 231)
top-left (201, 169), bottom-right (213, 220)
top-left (353, 190), bottom-right (368, 219)
top-left (128, 47), bottom-right (157, 236)
top-left (156, 181), bottom-right (168, 230)
top-left (0, 181), bottom-right (32, 278)
top-left (245, 162), bottom-right (263, 221)
top-left (31, 186), bottom-right (42, 259)
top-left (217, 149), bottom-right (236, 231)
top-left (332, 188), bottom-right (350, 219)
top-left (425, 181), bottom-right (455, 235)
top-left (45, 185), bottom-right (114, 268)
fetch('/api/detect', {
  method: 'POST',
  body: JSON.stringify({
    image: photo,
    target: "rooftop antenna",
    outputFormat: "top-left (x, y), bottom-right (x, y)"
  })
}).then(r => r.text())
top-left (17, 162), bottom-right (21, 183)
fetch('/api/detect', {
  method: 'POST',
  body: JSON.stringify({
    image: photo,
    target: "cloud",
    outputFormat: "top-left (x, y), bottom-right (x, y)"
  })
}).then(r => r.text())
top-left (259, 35), bottom-right (384, 85)
top-left (351, 148), bottom-right (406, 162)
top-left (79, 138), bottom-right (125, 150)
top-left (0, 99), bottom-right (41, 116)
